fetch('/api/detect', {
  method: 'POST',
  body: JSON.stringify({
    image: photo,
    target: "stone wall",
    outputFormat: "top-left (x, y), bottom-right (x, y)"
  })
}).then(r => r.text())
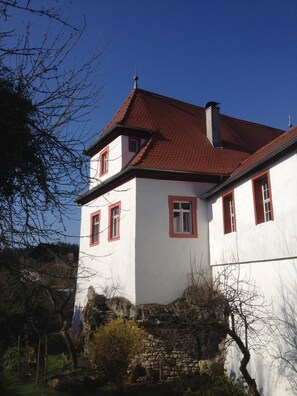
top-left (80, 289), bottom-right (225, 381)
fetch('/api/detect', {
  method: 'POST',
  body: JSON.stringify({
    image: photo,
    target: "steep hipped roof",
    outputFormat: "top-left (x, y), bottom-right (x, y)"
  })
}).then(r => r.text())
top-left (94, 88), bottom-right (283, 177)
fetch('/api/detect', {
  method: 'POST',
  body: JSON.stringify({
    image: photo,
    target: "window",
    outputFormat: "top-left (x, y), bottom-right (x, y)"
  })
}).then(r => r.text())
top-left (129, 137), bottom-right (141, 153)
top-left (168, 196), bottom-right (198, 238)
top-left (90, 211), bottom-right (100, 246)
top-left (222, 191), bottom-right (236, 234)
top-left (99, 147), bottom-right (109, 176)
top-left (252, 171), bottom-right (274, 225)
top-left (108, 202), bottom-right (121, 241)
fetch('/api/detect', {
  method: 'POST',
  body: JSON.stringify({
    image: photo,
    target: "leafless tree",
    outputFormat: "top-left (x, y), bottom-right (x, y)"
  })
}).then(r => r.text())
top-left (0, 0), bottom-right (101, 250)
top-left (186, 264), bottom-right (275, 396)
top-left (0, 0), bottom-right (102, 372)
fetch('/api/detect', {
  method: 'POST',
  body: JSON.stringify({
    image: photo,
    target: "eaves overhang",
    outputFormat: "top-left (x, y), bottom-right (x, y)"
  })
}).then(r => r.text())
top-left (84, 124), bottom-right (156, 157)
top-left (76, 166), bottom-right (225, 205)
top-left (201, 134), bottom-right (297, 200)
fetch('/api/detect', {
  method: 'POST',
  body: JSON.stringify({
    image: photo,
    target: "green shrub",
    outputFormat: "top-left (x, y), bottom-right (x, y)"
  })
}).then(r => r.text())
top-left (87, 318), bottom-right (147, 393)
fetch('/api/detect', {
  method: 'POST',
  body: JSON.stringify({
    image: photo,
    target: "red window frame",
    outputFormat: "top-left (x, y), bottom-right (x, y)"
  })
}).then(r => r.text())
top-left (99, 147), bottom-right (109, 176)
top-left (252, 170), bottom-right (274, 225)
top-left (90, 210), bottom-right (100, 246)
top-left (222, 190), bottom-right (236, 234)
top-left (129, 136), bottom-right (141, 153)
top-left (108, 201), bottom-right (121, 241)
top-left (168, 196), bottom-right (198, 238)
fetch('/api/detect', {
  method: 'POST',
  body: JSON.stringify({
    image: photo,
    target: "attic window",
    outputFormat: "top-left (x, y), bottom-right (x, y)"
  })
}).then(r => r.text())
top-left (99, 147), bottom-right (109, 176)
top-left (129, 137), bottom-right (141, 153)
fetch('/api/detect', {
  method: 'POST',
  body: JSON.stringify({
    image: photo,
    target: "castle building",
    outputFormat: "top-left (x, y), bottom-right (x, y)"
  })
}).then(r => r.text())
top-left (75, 87), bottom-right (297, 395)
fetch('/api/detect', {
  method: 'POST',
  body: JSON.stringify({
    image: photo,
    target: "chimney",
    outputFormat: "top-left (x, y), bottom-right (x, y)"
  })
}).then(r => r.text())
top-left (205, 101), bottom-right (221, 147)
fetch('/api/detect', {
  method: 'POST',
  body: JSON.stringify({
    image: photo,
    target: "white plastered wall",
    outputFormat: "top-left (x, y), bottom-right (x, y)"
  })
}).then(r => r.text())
top-left (88, 136), bottom-right (147, 190)
top-left (135, 178), bottom-right (215, 305)
top-left (75, 178), bottom-right (136, 308)
top-left (209, 152), bottom-right (297, 265)
top-left (209, 151), bottom-right (297, 396)
top-left (89, 136), bottom-right (123, 189)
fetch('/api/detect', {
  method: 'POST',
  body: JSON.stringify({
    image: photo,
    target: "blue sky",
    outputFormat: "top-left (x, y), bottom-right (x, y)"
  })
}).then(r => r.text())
top-left (71, 0), bottom-right (297, 133)
top-left (12, 1), bottom-right (297, 243)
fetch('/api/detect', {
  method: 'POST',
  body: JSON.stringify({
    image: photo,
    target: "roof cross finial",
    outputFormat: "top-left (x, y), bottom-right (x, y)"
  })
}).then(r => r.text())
top-left (288, 115), bottom-right (292, 129)
top-left (133, 64), bottom-right (139, 89)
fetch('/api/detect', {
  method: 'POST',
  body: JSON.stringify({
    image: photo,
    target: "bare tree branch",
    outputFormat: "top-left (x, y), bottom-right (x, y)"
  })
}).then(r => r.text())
top-left (0, 1), bottom-right (102, 249)
top-left (186, 264), bottom-right (275, 396)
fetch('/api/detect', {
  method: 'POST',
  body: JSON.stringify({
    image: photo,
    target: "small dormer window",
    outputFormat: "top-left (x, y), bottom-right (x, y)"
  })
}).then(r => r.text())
top-left (99, 147), bottom-right (109, 176)
top-left (129, 137), bottom-right (141, 153)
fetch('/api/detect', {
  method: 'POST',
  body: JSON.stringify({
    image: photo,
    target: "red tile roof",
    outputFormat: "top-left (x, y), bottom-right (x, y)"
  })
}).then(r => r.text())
top-left (230, 125), bottom-right (297, 179)
top-left (201, 126), bottom-right (297, 199)
top-left (100, 89), bottom-right (283, 177)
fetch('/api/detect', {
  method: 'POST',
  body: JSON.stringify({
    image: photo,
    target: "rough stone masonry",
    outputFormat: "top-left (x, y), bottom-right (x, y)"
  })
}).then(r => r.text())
top-left (80, 287), bottom-right (226, 382)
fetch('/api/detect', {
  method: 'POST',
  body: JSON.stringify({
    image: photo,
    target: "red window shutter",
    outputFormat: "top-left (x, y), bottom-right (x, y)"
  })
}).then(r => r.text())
top-left (254, 180), bottom-right (264, 224)
top-left (223, 196), bottom-right (231, 234)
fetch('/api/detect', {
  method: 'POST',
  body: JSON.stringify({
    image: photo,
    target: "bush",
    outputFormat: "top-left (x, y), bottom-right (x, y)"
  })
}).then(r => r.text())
top-left (87, 318), bottom-right (147, 393)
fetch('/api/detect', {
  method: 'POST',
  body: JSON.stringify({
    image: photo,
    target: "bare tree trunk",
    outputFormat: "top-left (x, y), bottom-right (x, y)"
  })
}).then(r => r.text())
top-left (61, 320), bottom-right (77, 370)
top-left (46, 289), bottom-right (78, 370)
top-left (204, 320), bottom-right (260, 396)
top-left (226, 326), bottom-right (260, 396)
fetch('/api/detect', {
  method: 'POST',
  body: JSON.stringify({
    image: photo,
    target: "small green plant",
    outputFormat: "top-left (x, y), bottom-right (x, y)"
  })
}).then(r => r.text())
top-left (2, 347), bottom-right (20, 378)
top-left (87, 318), bottom-right (147, 394)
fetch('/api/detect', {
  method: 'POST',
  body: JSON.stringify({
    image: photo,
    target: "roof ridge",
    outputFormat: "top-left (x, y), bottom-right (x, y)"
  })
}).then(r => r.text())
top-left (222, 113), bottom-right (284, 132)
top-left (134, 88), bottom-right (205, 111)
top-left (121, 88), bottom-right (138, 124)
top-left (137, 89), bottom-right (285, 132)
top-left (101, 89), bottom-right (137, 134)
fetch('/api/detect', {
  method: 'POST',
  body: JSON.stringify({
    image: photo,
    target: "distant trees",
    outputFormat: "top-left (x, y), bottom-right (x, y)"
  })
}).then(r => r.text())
top-left (87, 318), bottom-right (147, 393)
top-left (186, 265), bottom-right (274, 396)
top-left (0, 243), bottom-right (79, 372)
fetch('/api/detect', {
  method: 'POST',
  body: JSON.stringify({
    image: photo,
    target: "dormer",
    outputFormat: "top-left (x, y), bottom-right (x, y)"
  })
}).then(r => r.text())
top-left (85, 125), bottom-right (151, 189)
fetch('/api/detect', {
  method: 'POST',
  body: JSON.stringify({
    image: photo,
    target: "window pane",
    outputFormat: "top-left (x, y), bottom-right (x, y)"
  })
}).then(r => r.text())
top-left (129, 138), bottom-right (139, 152)
top-left (92, 214), bottom-right (99, 243)
top-left (102, 153), bottom-right (108, 173)
top-left (181, 202), bottom-right (191, 210)
top-left (173, 211), bottom-right (181, 232)
top-left (173, 202), bottom-right (180, 210)
top-left (111, 206), bottom-right (119, 238)
top-left (183, 212), bottom-right (192, 232)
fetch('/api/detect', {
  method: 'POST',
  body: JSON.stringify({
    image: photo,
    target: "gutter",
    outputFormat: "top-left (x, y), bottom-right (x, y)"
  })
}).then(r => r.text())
top-left (84, 124), bottom-right (156, 156)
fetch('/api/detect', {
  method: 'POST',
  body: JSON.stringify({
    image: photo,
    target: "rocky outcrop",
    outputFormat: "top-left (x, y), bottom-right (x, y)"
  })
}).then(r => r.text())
top-left (80, 290), bottom-right (225, 381)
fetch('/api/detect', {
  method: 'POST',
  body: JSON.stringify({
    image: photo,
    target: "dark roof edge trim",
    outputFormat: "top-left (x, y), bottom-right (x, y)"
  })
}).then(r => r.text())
top-left (84, 125), bottom-right (156, 156)
top-left (202, 135), bottom-right (297, 199)
top-left (76, 167), bottom-right (224, 205)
